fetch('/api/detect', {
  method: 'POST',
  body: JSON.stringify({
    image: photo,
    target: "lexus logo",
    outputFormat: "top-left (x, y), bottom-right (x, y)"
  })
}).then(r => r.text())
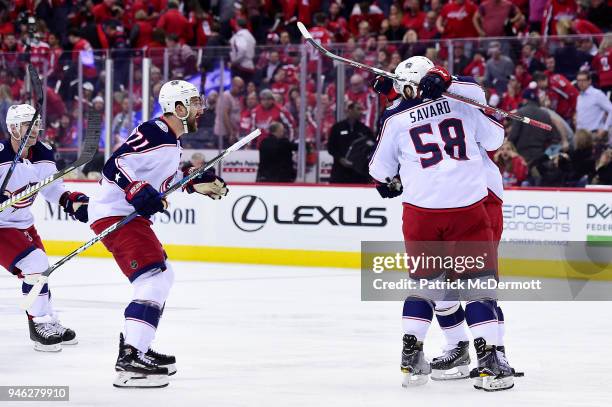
top-left (232, 195), bottom-right (268, 232)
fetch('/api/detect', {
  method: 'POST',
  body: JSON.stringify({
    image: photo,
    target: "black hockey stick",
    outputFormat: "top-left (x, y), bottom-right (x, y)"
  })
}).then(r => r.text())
top-left (0, 110), bottom-right (102, 213)
top-left (20, 128), bottom-right (262, 311)
top-left (0, 64), bottom-right (44, 196)
top-left (297, 22), bottom-right (552, 131)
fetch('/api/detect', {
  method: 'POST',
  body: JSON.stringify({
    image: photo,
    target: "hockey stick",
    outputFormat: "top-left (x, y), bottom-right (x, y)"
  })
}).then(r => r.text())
top-left (297, 22), bottom-right (552, 132)
top-left (20, 129), bottom-right (262, 311)
top-left (0, 110), bottom-right (102, 213)
top-left (0, 64), bottom-right (45, 195)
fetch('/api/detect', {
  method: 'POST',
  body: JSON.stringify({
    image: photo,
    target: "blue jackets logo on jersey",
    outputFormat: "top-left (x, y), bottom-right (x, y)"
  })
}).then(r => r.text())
top-left (8, 183), bottom-right (38, 209)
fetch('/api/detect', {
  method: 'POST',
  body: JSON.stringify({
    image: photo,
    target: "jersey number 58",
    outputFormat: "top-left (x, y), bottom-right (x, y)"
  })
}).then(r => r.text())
top-left (409, 118), bottom-right (468, 169)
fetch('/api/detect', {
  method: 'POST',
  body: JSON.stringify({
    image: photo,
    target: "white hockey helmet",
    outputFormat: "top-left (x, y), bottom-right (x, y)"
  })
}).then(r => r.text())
top-left (393, 56), bottom-right (434, 98)
top-left (158, 80), bottom-right (201, 118)
top-left (6, 104), bottom-right (37, 127)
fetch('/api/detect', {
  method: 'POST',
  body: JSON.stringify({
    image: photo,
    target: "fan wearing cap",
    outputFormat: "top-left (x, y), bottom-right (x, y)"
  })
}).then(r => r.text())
top-left (87, 80), bottom-right (227, 388)
top-left (0, 103), bottom-right (87, 352)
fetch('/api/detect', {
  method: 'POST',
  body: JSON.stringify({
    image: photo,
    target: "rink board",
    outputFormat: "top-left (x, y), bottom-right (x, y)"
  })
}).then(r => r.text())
top-left (32, 182), bottom-right (612, 279)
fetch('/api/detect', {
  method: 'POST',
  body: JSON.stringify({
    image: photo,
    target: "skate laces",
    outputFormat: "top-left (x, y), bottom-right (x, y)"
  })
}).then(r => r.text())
top-left (439, 347), bottom-right (460, 363)
top-left (49, 314), bottom-right (67, 336)
top-left (32, 317), bottom-right (59, 339)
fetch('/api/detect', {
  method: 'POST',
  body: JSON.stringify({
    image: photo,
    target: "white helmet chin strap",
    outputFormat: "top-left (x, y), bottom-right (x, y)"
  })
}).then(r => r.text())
top-left (173, 103), bottom-right (191, 134)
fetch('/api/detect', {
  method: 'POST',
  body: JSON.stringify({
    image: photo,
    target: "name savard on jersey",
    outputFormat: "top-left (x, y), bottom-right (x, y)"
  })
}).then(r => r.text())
top-left (406, 100), bottom-right (451, 124)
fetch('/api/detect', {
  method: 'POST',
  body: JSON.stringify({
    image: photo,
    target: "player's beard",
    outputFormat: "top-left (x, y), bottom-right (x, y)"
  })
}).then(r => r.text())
top-left (186, 114), bottom-right (198, 133)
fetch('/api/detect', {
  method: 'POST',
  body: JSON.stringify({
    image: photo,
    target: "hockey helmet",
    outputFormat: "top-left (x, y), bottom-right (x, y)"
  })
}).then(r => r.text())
top-left (6, 104), bottom-right (37, 127)
top-left (393, 56), bottom-right (434, 99)
top-left (158, 80), bottom-right (201, 119)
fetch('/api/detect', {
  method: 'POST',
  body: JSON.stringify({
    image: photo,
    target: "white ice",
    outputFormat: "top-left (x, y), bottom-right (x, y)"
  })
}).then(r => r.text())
top-left (0, 258), bottom-right (610, 407)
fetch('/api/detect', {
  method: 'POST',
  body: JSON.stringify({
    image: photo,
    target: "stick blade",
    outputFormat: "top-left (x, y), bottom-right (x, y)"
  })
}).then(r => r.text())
top-left (27, 64), bottom-right (43, 105)
top-left (80, 110), bottom-right (102, 160)
top-left (297, 22), bottom-right (312, 39)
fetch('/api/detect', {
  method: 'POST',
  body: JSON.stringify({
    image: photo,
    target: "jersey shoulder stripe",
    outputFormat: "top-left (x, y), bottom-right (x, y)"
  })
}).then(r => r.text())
top-left (0, 140), bottom-right (14, 165)
top-left (28, 141), bottom-right (55, 164)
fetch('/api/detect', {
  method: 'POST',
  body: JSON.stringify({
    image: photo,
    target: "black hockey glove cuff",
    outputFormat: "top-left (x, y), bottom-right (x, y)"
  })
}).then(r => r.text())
top-left (59, 191), bottom-right (89, 223)
top-left (418, 66), bottom-right (451, 100)
top-left (375, 176), bottom-right (402, 199)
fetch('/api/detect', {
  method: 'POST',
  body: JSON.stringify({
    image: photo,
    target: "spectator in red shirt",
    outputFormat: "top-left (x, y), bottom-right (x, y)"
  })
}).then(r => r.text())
top-left (591, 35), bottom-right (612, 95)
top-left (462, 50), bottom-right (486, 80)
top-left (345, 73), bottom-right (377, 129)
top-left (500, 75), bottom-right (523, 111)
top-left (473, 0), bottom-right (522, 38)
top-left (534, 70), bottom-right (578, 120)
top-left (418, 11), bottom-right (440, 42)
top-left (436, 0), bottom-right (478, 39)
top-left (156, 0), bottom-right (193, 44)
top-left (251, 89), bottom-right (296, 141)
top-left (494, 140), bottom-right (528, 186)
top-left (93, 0), bottom-right (118, 24)
top-left (1, 34), bottom-right (24, 74)
top-left (401, 0), bottom-right (426, 32)
top-left (129, 10), bottom-right (154, 49)
top-left (327, 1), bottom-right (349, 42)
top-left (569, 19), bottom-right (603, 36)
top-left (348, 1), bottom-right (385, 36)
top-left (68, 28), bottom-right (97, 79)
top-left (542, 0), bottom-right (577, 36)
top-left (514, 63), bottom-right (533, 89)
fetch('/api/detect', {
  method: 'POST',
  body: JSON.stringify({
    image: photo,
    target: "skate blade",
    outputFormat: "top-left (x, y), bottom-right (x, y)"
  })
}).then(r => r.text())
top-left (401, 372), bottom-right (429, 387)
top-left (62, 338), bottom-right (78, 345)
top-left (161, 363), bottom-right (177, 376)
top-left (431, 365), bottom-right (470, 381)
top-left (475, 375), bottom-right (514, 391)
top-left (33, 342), bottom-right (62, 352)
top-left (113, 372), bottom-right (169, 388)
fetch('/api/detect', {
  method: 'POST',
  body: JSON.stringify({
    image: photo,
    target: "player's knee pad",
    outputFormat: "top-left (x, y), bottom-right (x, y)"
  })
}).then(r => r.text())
top-left (162, 262), bottom-right (175, 289)
top-left (434, 300), bottom-right (461, 316)
top-left (15, 249), bottom-right (49, 276)
top-left (132, 268), bottom-right (172, 306)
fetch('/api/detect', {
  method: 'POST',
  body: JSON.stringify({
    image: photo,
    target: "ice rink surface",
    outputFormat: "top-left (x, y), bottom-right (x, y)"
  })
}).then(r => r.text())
top-left (1, 258), bottom-right (610, 407)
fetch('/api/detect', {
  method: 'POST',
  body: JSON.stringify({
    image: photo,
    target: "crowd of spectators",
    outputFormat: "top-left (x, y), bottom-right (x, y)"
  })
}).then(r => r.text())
top-left (0, 0), bottom-right (609, 186)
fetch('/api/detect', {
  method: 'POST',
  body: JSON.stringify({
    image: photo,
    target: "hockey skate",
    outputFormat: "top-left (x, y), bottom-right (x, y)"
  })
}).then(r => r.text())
top-left (114, 334), bottom-right (169, 388)
top-left (401, 334), bottom-right (431, 387)
top-left (28, 314), bottom-right (62, 352)
top-left (471, 337), bottom-right (514, 391)
top-left (50, 313), bottom-right (78, 345)
top-left (430, 341), bottom-right (470, 380)
top-left (119, 333), bottom-right (177, 376)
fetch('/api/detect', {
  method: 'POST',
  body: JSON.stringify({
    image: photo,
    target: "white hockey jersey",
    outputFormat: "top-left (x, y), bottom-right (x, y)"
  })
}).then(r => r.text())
top-left (88, 117), bottom-right (182, 224)
top-left (369, 80), bottom-right (504, 210)
top-left (448, 79), bottom-right (504, 201)
top-left (0, 140), bottom-right (66, 229)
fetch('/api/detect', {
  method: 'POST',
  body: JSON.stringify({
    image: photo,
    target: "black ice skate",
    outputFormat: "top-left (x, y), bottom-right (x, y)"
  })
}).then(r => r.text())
top-left (119, 333), bottom-right (177, 376)
top-left (471, 337), bottom-right (514, 391)
top-left (401, 334), bottom-right (432, 387)
top-left (28, 314), bottom-right (62, 352)
top-left (114, 334), bottom-right (169, 388)
top-left (50, 314), bottom-right (78, 345)
top-left (430, 340), bottom-right (470, 380)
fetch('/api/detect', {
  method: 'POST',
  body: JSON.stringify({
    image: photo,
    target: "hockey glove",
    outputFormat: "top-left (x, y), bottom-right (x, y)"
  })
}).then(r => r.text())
top-left (125, 181), bottom-right (166, 218)
top-left (372, 75), bottom-right (394, 95)
top-left (183, 168), bottom-right (228, 200)
top-left (375, 176), bottom-right (403, 199)
top-left (418, 66), bottom-right (452, 100)
top-left (59, 191), bottom-right (89, 223)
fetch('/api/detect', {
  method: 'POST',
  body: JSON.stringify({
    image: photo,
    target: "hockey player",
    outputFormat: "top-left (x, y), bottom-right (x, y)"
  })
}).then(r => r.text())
top-left (88, 80), bottom-right (228, 388)
top-left (417, 68), bottom-right (517, 388)
top-left (0, 104), bottom-right (87, 351)
top-left (369, 56), bottom-right (514, 391)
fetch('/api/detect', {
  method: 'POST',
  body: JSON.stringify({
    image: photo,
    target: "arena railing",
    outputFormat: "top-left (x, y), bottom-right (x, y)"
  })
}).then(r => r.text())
top-left (0, 34), bottom-right (604, 184)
